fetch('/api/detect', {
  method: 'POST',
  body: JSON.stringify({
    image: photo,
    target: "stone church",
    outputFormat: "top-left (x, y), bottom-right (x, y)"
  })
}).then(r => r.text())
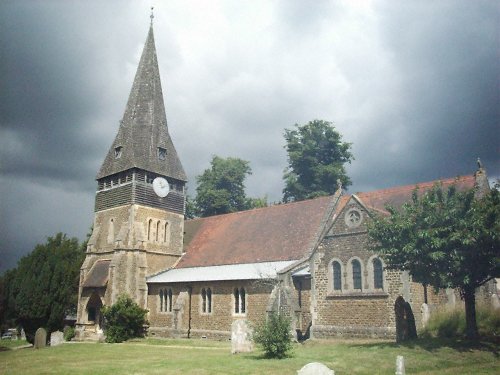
top-left (75, 23), bottom-right (492, 341)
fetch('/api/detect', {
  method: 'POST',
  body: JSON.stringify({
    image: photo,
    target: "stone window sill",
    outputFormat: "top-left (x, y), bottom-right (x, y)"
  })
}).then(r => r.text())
top-left (327, 291), bottom-right (389, 299)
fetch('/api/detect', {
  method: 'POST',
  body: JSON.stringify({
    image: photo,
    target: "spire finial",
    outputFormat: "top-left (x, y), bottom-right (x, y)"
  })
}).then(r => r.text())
top-left (150, 6), bottom-right (154, 26)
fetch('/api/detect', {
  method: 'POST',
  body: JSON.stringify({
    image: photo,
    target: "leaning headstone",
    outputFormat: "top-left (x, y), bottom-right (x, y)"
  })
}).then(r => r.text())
top-left (491, 294), bottom-right (500, 310)
top-left (231, 319), bottom-right (253, 354)
top-left (421, 303), bottom-right (430, 328)
top-left (297, 362), bottom-right (334, 375)
top-left (50, 331), bottom-right (64, 347)
top-left (34, 328), bottom-right (47, 349)
top-left (396, 355), bottom-right (405, 375)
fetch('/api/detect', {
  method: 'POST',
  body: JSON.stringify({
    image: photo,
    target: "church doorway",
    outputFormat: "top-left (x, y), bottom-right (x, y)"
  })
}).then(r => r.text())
top-left (86, 292), bottom-right (104, 330)
top-left (394, 296), bottom-right (417, 342)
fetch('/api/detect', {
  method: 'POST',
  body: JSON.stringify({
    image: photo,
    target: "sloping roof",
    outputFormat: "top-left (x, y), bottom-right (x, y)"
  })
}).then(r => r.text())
top-left (147, 261), bottom-right (296, 283)
top-left (178, 195), bottom-right (337, 268)
top-left (355, 175), bottom-right (476, 213)
top-left (82, 260), bottom-right (111, 288)
top-left (97, 25), bottom-right (186, 181)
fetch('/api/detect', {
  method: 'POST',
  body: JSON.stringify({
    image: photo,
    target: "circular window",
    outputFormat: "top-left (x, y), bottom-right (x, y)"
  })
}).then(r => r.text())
top-left (345, 207), bottom-right (363, 228)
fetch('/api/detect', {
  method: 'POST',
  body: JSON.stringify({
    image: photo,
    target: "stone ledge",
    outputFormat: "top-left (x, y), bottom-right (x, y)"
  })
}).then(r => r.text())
top-left (326, 292), bottom-right (389, 299)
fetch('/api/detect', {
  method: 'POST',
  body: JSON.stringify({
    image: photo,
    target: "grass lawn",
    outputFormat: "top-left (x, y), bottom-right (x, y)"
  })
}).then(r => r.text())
top-left (0, 337), bottom-right (498, 374)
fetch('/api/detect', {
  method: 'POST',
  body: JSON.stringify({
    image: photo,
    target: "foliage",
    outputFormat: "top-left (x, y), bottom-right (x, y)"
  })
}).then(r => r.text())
top-left (5, 233), bottom-right (85, 344)
top-left (0, 269), bottom-right (18, 332)
top-left (63, 326), bottom-right (75, 341)
top-left (282, 119), bottom-right (353, 202)
top-left (184, 194), bottom-right (197, 219)
top-left (101, 295), bottom-right (148, 343)
top-left (253, 313), bottom-right (293, 359)
top-left (422, 305), bottom-right (500, 339)
top-left (368, 183), bottom-right (500, 339)
top-left (194, 155), bottom-right (267, 217)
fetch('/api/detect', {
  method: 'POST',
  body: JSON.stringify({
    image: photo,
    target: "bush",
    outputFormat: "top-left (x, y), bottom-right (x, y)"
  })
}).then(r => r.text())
top-left (253, 313), bottom-right (293, 359)
top-left (101, 295), bottom-right (148, 343)
top-left (63, 326), bottom-right (75, 341)
top-left (422, 304), bottom-right (499, 339)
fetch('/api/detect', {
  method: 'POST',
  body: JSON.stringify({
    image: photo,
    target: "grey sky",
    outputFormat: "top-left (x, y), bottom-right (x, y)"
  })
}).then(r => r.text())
top-left (1, 0), bottom-right (499, 273)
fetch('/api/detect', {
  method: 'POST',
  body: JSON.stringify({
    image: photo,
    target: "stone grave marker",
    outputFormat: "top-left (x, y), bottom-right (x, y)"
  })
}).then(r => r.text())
top-left (231, 319), bottom-right (253, 354)
top-left (297, 362), bottom-right (334, 375)
top-left (420, 303), bottom-right (430, 328)
top-left (20, 329), bottom-right (26, 341)
top-left (34, 327), bottom-right (47, 349)
top-left (50, 330), bottom-right (64, 346)
top-left (396, 355), bottom-right (405, 375)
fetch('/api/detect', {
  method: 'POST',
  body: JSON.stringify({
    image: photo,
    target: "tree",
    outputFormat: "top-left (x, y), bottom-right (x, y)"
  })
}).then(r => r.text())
top-left (195, 155), bottom-right (266, 217)
top-left (7, 233), bottom-right (85, 343)
top-left (368, 183), bottom-right (500, 339)
top-left (253, 312), bottom-right (293, 358)
top-left (282, 119), bottom-right (353, 202)
top-left (101, 294), bottom-right (148, 343)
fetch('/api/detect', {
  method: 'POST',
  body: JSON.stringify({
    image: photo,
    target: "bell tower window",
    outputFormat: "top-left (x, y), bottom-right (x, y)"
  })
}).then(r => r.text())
top-left (114, 146), bottom-right (123, 159)
top-left (158, 147), bottom-right (167, 160)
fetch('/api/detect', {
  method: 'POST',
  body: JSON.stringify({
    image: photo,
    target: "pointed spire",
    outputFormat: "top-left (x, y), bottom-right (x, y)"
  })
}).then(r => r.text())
top-left (97, 21), bottom-right (187, 182)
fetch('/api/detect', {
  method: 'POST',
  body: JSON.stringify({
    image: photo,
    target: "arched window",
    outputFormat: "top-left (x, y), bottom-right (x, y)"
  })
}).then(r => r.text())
top-left (156, 221), bottom-right (160, 242)
top-left (234, 288), bottom-right (246, 314)
top-left (167, 289), bottom-right (173, 312)
top-left (201, 288), bottom-right (207, 313)
top-left (164, 222), bottom-right (169, 243)
top-left (240, 288), bottom-right (245, 314)
top-left (201, 288), bottom-right (211, 314)
top-left (207, 288), bottom-right (212, 313)
top-left (373, 258), bottom-right (383, 289)
top-left (147, 219), bottom-right (153, 241)
top-left (159, 289), bottom-right (164, 312)
top-left (352, 259), bottom-right (362, 290)
top-left (107, 218), bottom-right (115, 244)
top-left (332, 261), bottom-right (342, 291)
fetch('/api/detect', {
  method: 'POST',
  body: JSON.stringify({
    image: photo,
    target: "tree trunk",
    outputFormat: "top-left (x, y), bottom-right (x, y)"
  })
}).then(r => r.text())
top-left (463, 288), bottom-right (478, 340)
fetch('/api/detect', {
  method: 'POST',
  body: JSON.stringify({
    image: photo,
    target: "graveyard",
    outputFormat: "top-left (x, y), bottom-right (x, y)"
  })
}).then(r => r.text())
top-left (1, 336), bottom-right (499, 374)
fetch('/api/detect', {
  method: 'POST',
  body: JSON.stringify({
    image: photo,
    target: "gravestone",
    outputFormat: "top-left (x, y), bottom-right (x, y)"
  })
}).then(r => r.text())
top-left (396, 355), bottom-right (405, 375)
top-left (20, 329), bottom-right (26, 341)
top-left (491, 294), bottom-right (500, 310)
top-left (50, 331), bottom-right (64, 346)
top-left (420, 303), bottom-right (430, 328)
top-left (297, 362), bottom-right (334, 375)
top-left (231, 319), bottom-right (253, 354)
top-left (34, 328), bottom-right (47, 349)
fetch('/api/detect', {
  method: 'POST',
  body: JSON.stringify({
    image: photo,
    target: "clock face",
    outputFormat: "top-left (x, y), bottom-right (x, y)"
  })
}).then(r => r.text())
top-left (152, 177), bottom-right (169, 197)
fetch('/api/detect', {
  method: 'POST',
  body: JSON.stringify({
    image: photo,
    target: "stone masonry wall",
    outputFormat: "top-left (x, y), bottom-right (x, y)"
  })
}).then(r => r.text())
top-left (311, 198), bottom-right (428, 338)
top-left (148, 280), bottom-right (273, 339)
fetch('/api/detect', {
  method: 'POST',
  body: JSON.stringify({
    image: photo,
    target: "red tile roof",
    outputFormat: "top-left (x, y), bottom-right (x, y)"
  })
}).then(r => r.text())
top-left (178, 195), bottom-right (336, 268)
top-left (178, 174), bottom-right (477, 269)
top-left (356, 175), bottom-right (476, 213)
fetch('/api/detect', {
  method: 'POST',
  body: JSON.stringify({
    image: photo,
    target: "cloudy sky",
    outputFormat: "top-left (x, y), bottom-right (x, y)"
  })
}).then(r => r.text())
top-left (1, 0), bottom-right (499, 273)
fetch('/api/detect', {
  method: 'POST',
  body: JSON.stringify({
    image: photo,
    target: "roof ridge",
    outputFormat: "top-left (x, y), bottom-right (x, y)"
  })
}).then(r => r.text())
top-left (186, 195), bottom-right (332, 223)
top-left (356, 174), bottom-right (474, 197)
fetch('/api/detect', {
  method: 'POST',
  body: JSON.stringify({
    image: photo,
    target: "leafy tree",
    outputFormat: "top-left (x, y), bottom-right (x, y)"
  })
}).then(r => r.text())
top-left (101, 294), bottom-right (148, 343)
top-left (282, 119), bottom-right (353, 202)
top-left (195, 155), bottom-right (266, 217)
top-left (368, 183), bottom-right (500, 339)
top-left (253, 312), bottom-right (293, 359)
top-left (7, 233), bottom-right (84, 343)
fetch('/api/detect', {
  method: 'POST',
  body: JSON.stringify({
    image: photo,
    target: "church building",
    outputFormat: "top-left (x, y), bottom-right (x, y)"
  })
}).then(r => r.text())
top-left (75, 22), bottom-right (492, 341)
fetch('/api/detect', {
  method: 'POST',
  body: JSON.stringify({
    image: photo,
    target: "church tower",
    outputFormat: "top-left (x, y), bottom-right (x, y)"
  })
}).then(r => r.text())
top-left (76, 20), bottom-right (186, 339)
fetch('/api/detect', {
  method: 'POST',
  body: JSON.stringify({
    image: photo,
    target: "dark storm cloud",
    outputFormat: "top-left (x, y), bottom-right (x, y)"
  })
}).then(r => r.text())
top-left (1, 0), bottom-right (498, 272)
top-left (350, 1), bottom-right (500, 191)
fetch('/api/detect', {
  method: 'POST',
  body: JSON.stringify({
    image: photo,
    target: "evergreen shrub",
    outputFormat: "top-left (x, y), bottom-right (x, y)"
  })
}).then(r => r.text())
top-left (253, 312), bottom-right (293, 359)
top-left (102, 295), bottom-right (148, 343)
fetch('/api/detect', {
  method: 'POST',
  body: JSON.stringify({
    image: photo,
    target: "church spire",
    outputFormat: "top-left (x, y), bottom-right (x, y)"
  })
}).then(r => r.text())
top-left (97, 21), bottom-right (186, 182)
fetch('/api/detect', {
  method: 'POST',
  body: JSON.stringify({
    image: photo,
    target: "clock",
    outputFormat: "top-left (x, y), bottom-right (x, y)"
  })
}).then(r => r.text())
top-left (152, 177), bottom-right (169, 197)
